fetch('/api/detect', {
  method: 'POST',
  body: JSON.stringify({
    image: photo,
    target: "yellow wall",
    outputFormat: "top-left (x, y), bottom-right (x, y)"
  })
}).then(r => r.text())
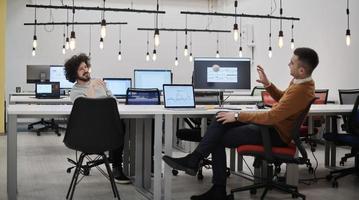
top-left (0, 0), bottom-right (5, 134)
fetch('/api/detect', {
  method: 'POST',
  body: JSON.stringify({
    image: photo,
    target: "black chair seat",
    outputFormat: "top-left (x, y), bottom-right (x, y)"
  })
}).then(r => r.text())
top-left (324, 133), bottom-right (359, 146)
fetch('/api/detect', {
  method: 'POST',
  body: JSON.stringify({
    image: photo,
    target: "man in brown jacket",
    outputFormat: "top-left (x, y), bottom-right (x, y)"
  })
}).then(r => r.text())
top-left (163, 47), bottom-right (319, 200)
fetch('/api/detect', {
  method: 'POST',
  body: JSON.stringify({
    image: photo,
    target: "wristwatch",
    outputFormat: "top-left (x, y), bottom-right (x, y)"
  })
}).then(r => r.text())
top-left (234, 112), bottom-right (239, 121)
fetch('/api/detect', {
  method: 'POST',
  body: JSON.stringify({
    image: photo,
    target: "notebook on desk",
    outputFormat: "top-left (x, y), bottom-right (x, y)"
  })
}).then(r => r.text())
top-left (35, 82), bottom-right (60, 99)
top-left (163, 84), bottom-right (196, 109)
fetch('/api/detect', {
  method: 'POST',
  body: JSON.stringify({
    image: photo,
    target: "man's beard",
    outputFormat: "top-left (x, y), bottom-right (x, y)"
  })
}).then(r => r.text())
top-left (78, 73), bottom-right (91, 82)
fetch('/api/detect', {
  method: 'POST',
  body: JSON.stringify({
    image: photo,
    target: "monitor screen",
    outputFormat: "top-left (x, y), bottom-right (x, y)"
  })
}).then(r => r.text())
top-left (49, 65), bottom-right (74, 89)
top-left (103, 78), bottom-right (131, 97)
top-left (134, 69), bottom-right (172, 91)
top-left (193, 57), bottom-right (251, 90)
top-left (26, 65), bottom-right (50, 83)
top-left (35, 82), bottom-right (60, 99)
top-left (163, 84), bottom-right (195, 108)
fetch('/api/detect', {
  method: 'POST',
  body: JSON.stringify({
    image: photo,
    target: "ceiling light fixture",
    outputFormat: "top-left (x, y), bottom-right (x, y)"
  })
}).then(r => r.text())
top-left (290, 21), bottom-right (295, 50)
top-left (154, 0), bottom-right (160, 47)
top-left (118, 25), bottom-right (122, 61)
top-left (69, 0), bottom-right (76, 50)
top-left (233, 0), bottom-right (239, 42)
top-left (346, 0), bottom-right (351, 46)
top-left (100, 0), bottom-right (106, 38)
top-left (216, 33), bottom-right (220, 58)
top-left (278, 0), bottom-right (284, 48)
top-left (146, 31), bottom-right (150, 61)
top-left (175, 32), bottom-right (179, 66)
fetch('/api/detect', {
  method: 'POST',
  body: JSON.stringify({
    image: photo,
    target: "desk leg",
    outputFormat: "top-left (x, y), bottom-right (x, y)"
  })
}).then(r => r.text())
top-left (330, 116), bottom-right (337, 167)
top-left (8, 114), bottom-right (17, 200)
top-left (324, 116), bottom-right (330, 167)
top-left (164, 115), bottom-right (173, 200)
top-left (135, 119), bottom-right (144, 188)
top-left (143, 119), bottom-right (152, 190)
top-left (130, 119), bottom-right (136, 176)
top-left (153, 115), bottom-right (163, 200)
top-left (123, 119), bottom-right (130, 176)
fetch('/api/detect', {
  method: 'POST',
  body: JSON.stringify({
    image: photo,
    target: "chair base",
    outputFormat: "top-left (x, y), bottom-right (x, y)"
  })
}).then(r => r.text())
top-left (228, 180), bottom-right (306, 200)
top-left (326, 153), bottom-right (359, 188)
top-left (28, 118), bottom-right (65, 136)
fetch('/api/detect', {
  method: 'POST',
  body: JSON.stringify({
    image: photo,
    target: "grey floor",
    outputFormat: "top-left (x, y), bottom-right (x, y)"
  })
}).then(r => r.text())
top-left (0, 128), bottom-right (359, 200)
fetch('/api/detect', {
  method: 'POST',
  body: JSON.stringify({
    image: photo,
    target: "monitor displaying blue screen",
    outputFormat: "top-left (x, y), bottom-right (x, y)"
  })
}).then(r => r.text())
top-left (103, 78), bottom-right (131, 97)
top-left (49, 65), bottom-right (74, 89)
top-left (163, 84), bottom-right (195, 108)
top-left (134, 69), bottom-right (172, 91)
top-left (193, 57), bottom-right (251, 90)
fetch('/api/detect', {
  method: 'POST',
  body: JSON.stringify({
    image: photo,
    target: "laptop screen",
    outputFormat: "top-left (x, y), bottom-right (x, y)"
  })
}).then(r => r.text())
top-left (35, 82), bottom-right (60, 98)
top-left (103, 78), bottom-right (131, 97)
top-left (163, 84), bottom-right (195, 108)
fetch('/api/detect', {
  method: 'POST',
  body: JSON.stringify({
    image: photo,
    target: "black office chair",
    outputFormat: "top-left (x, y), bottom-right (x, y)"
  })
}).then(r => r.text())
top-left (324, 95), bottom-right (359, 188)
top-left (28, 118), bottom-right (65, 136)
top-left (251, 86), bottom-right (266, 96)
top-left (228, 98), bottom-right (315, 200)
top-left (335, 89), bottom-right (359, 166)
top-left (63, 97), bottom-right (124, 200)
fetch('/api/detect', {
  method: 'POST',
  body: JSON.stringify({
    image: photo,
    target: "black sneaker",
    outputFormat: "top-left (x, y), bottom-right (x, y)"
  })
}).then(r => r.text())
top-left (191, 185), bottom-right (227, 200)
top-left (162, 153), bottom-right (201, 176)
top-left (112, 166), bottom-right (131, 184)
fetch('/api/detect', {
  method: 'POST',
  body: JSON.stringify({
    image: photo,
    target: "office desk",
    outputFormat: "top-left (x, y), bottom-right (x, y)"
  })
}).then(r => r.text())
top-left (7, 104), bottom-right (352, 200)
top-left (9, 94), bottom-right (261, 105)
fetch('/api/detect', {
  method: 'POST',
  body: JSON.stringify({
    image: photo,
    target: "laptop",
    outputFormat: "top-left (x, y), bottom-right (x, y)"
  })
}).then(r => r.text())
top-left (163, 84), bottom-right (196, 108)
top-left (35, 82), bottom-right (60, 99)
top-left (103, 78), bottom-right (131, 98)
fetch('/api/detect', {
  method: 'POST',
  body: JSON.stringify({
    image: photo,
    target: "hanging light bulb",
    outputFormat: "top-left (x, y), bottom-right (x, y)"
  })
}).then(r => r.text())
top-left (146, 52), bottom-right (150, 61)
top-left (32, 35), bottom-right (37, 48)
top-left (174, 57), bottom-right (179, 66)
top-left (70, 31), bottom-right (76, 50)
top-left (118, 51), bottom-right (122, 61)
top-left (233, 23), bottom-right (239, 41)
top-left (278, 30), bottom-right (284, 48)
top-left (65, 37), bottom-right (70, 49)
top-left (290, 38), bottom-right (295, 50)
top-left (99, 37), bottom-right (104, 49)
top-left (268, 46), bottom-right (272, 58)
top-left (62, 45), bottom-right (66, 54)
top-left (154, 29), bottom-right (160, 47)
top-left (216, 50), bottom-right (220, 58)
top-left (100, 19), bottom-right (106, 38)
top-left (189, 53), bottom-right (193, 62)
top-left (32, 47), bottom-right (36, 56)
top-left (152, 49), bottom-right (157, 61)
top-left (239, 47), bottom-right (243, 57)
top-left (184, 45), bottom-right (189, 57)
top-left (346, 29), bottom-right (351, 46)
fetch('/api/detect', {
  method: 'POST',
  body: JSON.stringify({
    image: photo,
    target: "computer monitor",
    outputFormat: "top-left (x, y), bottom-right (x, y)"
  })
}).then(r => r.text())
top-left (163, 84), bottom-right (195, 108)
top-left (26, 65), bottom-right (50, 83)
top-left (49, 65), bottom-right (74, 89)
top-left (103, 78), bottom-right (132, 98)
top-left (193, 57), bottom-right (251, 90)
top-left (134, 69), bottom-right (172, 91)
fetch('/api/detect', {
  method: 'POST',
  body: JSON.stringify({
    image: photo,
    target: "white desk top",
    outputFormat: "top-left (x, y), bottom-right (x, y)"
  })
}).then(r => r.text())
top-left (7, 104), bottom-right (353, 116)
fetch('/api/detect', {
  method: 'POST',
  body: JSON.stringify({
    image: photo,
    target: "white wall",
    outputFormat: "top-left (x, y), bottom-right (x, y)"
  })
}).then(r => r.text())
top-left (6, 0), bottom-right (359, 101)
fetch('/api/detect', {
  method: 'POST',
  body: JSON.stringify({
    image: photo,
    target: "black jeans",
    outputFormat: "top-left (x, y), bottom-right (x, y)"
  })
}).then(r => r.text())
top-left (195, 116), bottom-right (288, 186)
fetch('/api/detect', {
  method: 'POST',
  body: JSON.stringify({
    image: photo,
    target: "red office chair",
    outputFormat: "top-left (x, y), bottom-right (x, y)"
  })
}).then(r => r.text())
top-left (227, 98), bottom-right (315, 200)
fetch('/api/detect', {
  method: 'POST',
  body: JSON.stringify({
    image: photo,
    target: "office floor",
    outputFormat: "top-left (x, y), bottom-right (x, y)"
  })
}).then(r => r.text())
top-left (0, 127), bottom-right (359, 200)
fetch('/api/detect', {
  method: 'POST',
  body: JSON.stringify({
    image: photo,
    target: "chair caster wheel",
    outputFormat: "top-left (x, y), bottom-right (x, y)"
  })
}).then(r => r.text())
top-left (292, 193), bottom-right (298, 198)
top-left (326, 174), bottom-right (332, 181)
top-left (66, 168), bottom-right (71, 173)
top-left (172, 169), bottom-right (178, 176)
top-left (227, 194), bottom-right (234, 200)
top-left (56, 132), bottom-right (61, 137)
top-left (250, 189), bottom-right (257, 195)
top-left (37, 132), bottom-right (41, 136)
top-left (339, 161), bottom-right (345, 166)
top-left (83, 168), bottom-right (90, 176)
top-left (226, 168), bottom-right (231, 177)
top-left (332, 181), bottom-right (338, 188)
top-left (28, 125), bottom-right (33, 130)
top-left (197, 173), bottom-right (204, 180)
top-left (308, 167), bottom-right (314, 174)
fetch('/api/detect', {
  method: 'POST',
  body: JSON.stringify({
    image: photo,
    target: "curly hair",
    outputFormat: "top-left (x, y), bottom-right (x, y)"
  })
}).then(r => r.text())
top-left (64, 53), bottom-right (91, 83)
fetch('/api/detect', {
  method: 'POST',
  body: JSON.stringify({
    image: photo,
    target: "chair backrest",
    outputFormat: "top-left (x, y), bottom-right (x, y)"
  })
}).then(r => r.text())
top-left (63, 97), bottom-right (124, 154)
top-left (125, 88), bottom-right (160, 105)
top-left (251, 86), bottom-right (266, 96)
top-left (314, 89), bottom-right (329, 104)
top-left (348, 96), bottom-right (359, 135)
top-left (291, 98), bottom-right (317, 160)
top-left (261, 91), bottom-right (277, 107)
top-left (339, 89), bottom-right (359, 105)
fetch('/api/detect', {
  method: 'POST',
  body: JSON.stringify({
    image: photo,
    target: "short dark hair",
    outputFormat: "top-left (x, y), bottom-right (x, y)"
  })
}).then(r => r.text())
top-left (64, 53), bottom-right (91, 83)
top-left (294, 47), bottom-right (319, 75)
